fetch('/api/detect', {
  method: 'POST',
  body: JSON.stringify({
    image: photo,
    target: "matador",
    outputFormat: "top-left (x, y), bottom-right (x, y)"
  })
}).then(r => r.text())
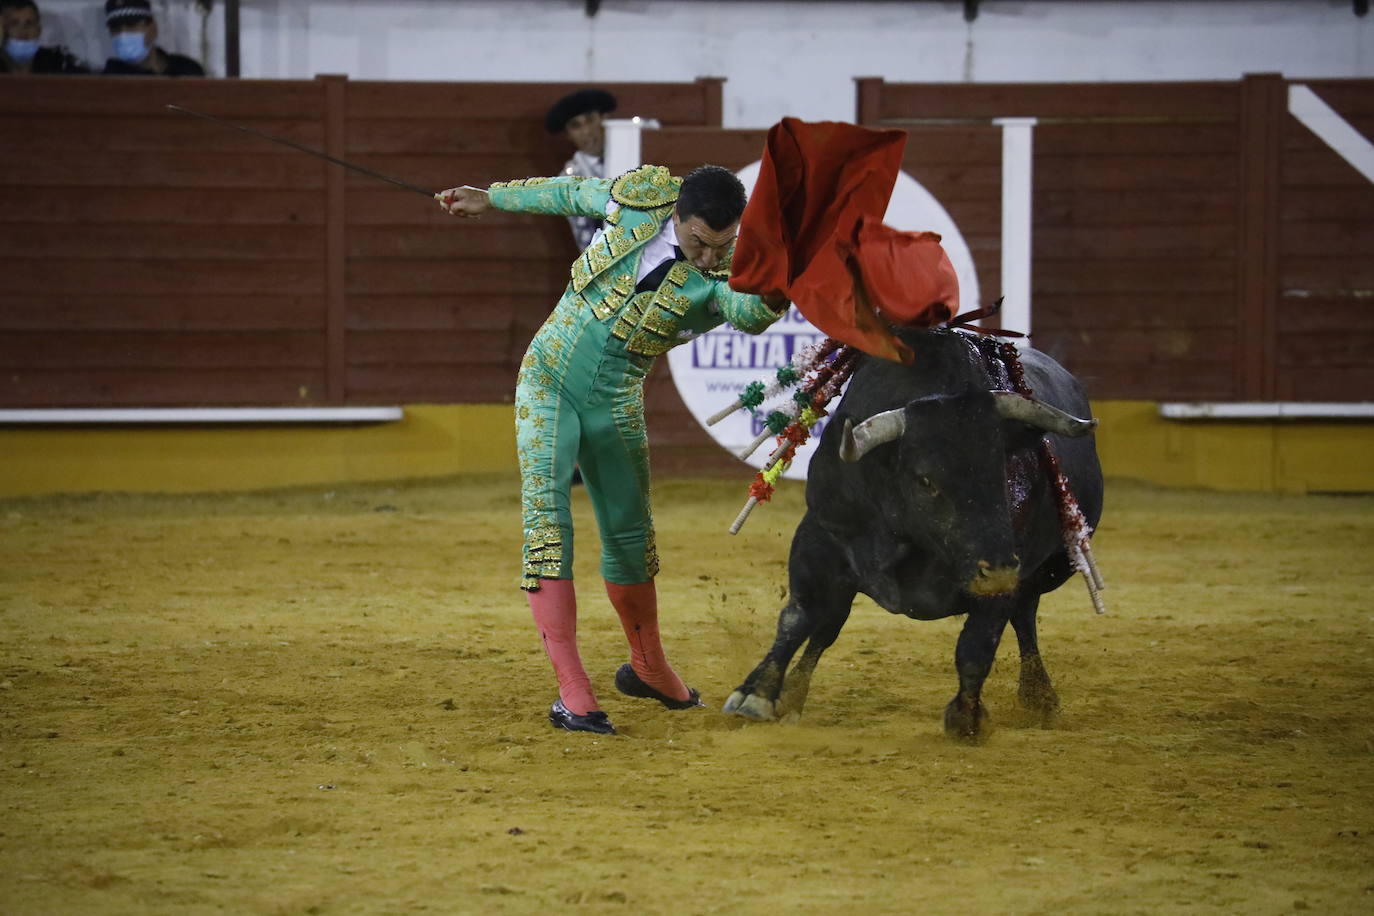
top-left (438, 164), bottom-right (787, 735)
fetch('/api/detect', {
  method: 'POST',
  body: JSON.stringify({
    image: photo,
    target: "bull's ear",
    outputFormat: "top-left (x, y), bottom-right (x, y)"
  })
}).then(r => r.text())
top-left (992, 391), bottom-right (1097, 438)
top-left (839, 407), bottom-right (907, 462)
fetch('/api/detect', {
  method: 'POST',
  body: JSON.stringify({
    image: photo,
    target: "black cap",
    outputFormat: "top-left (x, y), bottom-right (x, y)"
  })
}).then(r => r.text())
top-left (106, 0), bottom-right (153, 26)
top-left (544, 88), bottom-right (617, 135)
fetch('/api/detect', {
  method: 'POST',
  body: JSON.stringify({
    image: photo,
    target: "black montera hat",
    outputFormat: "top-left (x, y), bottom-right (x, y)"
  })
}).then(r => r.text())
top-left (105, 0), bottom-right (153, 26)
top-left (544, 88), bottom-right (617, 135)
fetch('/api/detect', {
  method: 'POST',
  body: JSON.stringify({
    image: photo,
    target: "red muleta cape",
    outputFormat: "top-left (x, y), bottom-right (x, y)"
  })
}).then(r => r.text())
top-left (728, 117), bottom-right (960, 363)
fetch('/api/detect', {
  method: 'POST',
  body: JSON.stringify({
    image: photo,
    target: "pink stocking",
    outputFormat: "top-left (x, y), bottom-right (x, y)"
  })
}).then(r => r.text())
top-left (526, 578), bottom-right (599, 715)
top-left (605, 579), bottom-right (690, 702)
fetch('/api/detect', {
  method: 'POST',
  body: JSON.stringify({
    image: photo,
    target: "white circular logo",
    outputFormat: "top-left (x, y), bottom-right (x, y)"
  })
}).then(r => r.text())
top-left (667, 162), bottom-right (980, 479)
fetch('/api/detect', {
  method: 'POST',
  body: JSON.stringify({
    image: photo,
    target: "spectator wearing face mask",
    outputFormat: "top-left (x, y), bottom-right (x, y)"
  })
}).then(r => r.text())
top-left (102, 0), bottom-right (203, 76)
top-left (0, 0), bottom-right (89, 73)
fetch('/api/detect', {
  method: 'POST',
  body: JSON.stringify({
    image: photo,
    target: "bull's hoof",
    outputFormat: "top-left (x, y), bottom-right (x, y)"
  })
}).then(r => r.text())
top-left (943, 697), bottom-right (989, 743)
top-left (1017, 656), bottom-right (1060, 727)
top-left (723, 690), bottom-right (778, 721)
top-left (1018, 683), bottom-right (1061, 727)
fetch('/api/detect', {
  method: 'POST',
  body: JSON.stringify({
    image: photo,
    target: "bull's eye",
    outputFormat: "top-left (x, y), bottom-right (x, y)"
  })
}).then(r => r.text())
top-left (917, 475), bottom-right (934, 489)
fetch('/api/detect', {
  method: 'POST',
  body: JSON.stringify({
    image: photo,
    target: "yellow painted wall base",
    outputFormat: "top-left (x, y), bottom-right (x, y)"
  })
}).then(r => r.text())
top-left (1, 400), bottom-right (1371, 498)
top-left (1094, 400), bottom-right (1374, 495)
top-left (0, 404), bottom-right (515, 498)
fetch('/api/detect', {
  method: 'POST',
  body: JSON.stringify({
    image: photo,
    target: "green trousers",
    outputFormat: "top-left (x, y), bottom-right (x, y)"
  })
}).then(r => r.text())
top-left (515, 301), bottom-right (659, 591)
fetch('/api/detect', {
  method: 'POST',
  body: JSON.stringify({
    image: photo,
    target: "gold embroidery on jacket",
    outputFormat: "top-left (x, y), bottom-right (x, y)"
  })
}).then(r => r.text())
top-left (610, 165), bottom-right (681, 210)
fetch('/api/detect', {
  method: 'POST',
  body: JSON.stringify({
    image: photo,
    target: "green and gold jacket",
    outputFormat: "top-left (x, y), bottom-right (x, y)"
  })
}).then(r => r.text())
top-left (487, 165), bottom-right (780, 357)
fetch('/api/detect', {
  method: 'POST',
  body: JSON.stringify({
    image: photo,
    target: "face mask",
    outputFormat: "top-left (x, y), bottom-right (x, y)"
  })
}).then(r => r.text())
top-left (112, 31), bottom-right (146, 64)
top-left (4, 38), bottom-right (40, 63)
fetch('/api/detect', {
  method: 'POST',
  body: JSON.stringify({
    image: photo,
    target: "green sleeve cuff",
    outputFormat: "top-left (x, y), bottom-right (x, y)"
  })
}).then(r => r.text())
top-left (715, 285), bottom-right (784, 335)
top-left (487, 176), bottom-right (611, 219)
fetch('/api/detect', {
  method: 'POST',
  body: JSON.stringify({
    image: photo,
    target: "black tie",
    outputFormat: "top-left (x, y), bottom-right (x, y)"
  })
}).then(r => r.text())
top-left (635, 245), bottom-right (685, 294)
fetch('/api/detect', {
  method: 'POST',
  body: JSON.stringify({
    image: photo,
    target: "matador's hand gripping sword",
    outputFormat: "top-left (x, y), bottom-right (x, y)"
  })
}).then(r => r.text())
top-left (166, 103), bottom-right (441, 200)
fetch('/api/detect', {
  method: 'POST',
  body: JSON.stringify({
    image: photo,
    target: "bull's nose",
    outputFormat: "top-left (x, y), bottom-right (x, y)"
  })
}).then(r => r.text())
top-left (968, 559), bottom-right (1021, 596)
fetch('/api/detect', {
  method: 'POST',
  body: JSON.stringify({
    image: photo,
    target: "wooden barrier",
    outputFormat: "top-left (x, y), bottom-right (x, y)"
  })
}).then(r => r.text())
top-left (0, 74), bottom-right (724, 408)
top-left (856, 74), bottom-right (1374, 404)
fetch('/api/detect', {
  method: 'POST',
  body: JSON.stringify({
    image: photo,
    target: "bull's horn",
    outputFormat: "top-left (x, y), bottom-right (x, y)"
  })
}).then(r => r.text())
top-left (993, 391), bottom-right (1097, 438)
top-left (839, 408), bottom-right (906, 462)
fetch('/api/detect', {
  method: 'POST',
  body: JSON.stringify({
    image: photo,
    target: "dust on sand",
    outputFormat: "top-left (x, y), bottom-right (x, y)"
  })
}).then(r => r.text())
top-left (1, 474), bottom-right (1371, 914)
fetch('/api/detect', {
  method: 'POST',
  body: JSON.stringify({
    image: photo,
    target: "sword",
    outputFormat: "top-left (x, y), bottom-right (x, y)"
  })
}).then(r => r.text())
top-left (166, 103), bottom-right (439, 199)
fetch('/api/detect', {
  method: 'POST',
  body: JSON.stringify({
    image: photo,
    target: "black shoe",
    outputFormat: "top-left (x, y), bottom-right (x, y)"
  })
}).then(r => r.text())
top-left (548, 699), bottom-right (616, 735)
top-left (614, 663), bottom-right (703, 710)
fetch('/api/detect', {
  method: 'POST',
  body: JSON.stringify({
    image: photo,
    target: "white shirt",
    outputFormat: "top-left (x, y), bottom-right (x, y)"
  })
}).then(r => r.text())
top-left (632, 215), bottom-right (680, 284)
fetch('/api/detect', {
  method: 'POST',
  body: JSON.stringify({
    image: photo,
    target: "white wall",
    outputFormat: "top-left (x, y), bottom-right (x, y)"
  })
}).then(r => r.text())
top-left (28, 0), bottom-right (1374, 127)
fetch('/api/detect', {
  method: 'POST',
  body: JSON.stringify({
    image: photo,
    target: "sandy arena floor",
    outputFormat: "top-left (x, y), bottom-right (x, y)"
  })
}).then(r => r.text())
top-left (1, 473), bottom-right (1372, 914)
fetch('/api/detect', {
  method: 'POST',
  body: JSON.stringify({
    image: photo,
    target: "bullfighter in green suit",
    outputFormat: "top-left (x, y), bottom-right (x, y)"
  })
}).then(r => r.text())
top-left (438, 164), bottom-right (787, 735)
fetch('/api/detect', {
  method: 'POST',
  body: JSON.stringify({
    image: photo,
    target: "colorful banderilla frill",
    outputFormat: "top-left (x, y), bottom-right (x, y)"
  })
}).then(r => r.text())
top-left (709, 338), bottom-right (861, 534)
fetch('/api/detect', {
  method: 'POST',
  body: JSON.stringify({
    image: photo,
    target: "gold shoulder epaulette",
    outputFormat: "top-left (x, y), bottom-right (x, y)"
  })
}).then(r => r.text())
top-left (610, 165), bottom-right (681, 210)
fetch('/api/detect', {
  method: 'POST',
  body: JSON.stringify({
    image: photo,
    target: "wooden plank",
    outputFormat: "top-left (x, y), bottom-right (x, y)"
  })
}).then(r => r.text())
top-left (347, 118), bottom-right (540, 155)
top-left (1279, 187), bottom-right (1374, 221)
top-left (1035, 188), bottom-right (1237, 227)
top-left (642, 129), bottom-right (770, 171)
top-left (1054, 358), bottom-right (1237, 401)
top-left (890, 161), bottom-right (1001, 196)
top-left (876, 80), bottom-right (1239, 122)
top-left (1279, 219), bottom-right (1374, 258)
top-left (1, 150), bottom-right (325, 189)
top-left (1033, 293), bottom-right (1237, 330)
top-left (1274, 365), bottom-right (1374, 401)
top-left (699, 77), bottom-right (725, 127)
top-left (1035, 153), bottom-right (1238, 191)
top-left (1300, 79), bottom-right (1374, 117)
top-left (1034, 223), bottom-right (1237, 261)
top-left (1279, 257), bottom-right (1374, 291)
top-left (347, 330), bottom-right (512, 365)
top-left (1034, 258), bottom-right (1236, 294)
top-left (1034, 121), bottom-right (1239, 157)
top-left (1236, 73), bottom-right (1283, 400)
top-left (3, 259), bottom-right (325, 295)
top-left (1037, 327), bottom-right (1237, 363)
top-left (0, 115), bottom-right (325, 152)
top-left (0, 188), bottom-right (325, 225)
top-left (338, 154), bottom-right (563, 191)
top-left (346, 259), bottom-right (570, 297)
top-left (0, 367), bottom-right (329, 407)
top-left (0, 75), bottom-right (325, 117)
top-left (855, 77), bottom-right (883, 125)
top-left (0, 296), bottom-right (325, 331)
top-left (1, 225), bottom-right (325, 260)
top-left (346, 189), bottom-right (558, 227)
top-left (347, 225), bottom-right (574, 261)
top-left (345, 81), bottom-right (717, 126)
top-left (901, 129), bottom-right (1003, 166)
top-left (348, 296), bottom-right (553, 332)
top-left (1275, 295), bottom-right (1374, 332)
top-left (1276, 329), bottom-right (1374, 367)
top-left (1281, 149), bottom-right (1374, 187)
top-left (345, 365), bottom-right (514, 404)
top-left (323, 74), bottom-right (347, 405)
top-left (0, 331), bottom-right (326, 369)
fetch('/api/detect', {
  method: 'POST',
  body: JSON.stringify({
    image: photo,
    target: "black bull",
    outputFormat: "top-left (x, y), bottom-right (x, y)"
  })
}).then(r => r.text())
top-left (723, 328), bottom-right (1104, 740)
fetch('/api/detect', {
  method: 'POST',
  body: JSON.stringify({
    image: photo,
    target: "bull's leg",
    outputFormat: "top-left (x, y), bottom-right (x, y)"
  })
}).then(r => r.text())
top-left (777, 598), bottom-right (854, 718)
top-left (724, 517), bottom-right (856, 721)
top-left (944, 602), bottom-right (1011, 741)
top-left (1009, 593), bottom-right (1060, 724)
